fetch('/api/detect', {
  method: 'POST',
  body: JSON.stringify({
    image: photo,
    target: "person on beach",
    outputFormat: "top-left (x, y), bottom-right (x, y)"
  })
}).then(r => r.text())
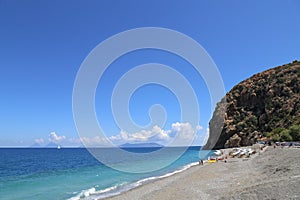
top-left (199, 160), bottom-right (203, 165)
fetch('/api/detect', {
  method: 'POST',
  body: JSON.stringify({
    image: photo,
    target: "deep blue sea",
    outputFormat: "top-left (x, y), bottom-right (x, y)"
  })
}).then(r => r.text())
top-left (0, 147), bottom-right (212, 200)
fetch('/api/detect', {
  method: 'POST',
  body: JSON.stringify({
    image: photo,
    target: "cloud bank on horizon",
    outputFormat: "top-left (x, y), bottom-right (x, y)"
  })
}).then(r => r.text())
top-left (34, 122), bottom-right (208, 147)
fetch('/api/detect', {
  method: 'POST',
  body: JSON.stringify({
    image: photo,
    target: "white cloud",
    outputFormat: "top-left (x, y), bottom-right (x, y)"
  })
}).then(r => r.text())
top-left (152, 125), bottom-right (171, 141)
top-left (34, 138), bottom-right (44, 145)
top-left (169, 122), bottom-right (195, 146)
top-left (108, 135), bottom-right (121, 141)
top-left (67, 137), bottom-right (81, 144)
top-left (192, 128), bottom-right (209, 146)
top-left (48, 132), bottom-right (66, 143)
top-left (202, 128), bottom-right (209, 145)
top-left (32, 123), bottom-right (206, 147)
top-left (81, 136), bottom-right (110, 147)
top-left (196, 125), bottom-right (203, 131)
top-left (111, 125), bottom-right (171, 144)
top-left (33, 132), bottom-right (82, 147)
top-left (109, 122), bottom-right (202, 146)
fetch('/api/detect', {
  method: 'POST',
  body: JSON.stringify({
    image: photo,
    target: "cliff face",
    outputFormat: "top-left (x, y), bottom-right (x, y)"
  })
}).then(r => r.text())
top-left (204, 60), bottom-right (300, 149)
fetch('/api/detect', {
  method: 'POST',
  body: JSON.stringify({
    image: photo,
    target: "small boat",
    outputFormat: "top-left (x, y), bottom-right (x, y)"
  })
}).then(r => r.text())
top-left (214, 150), bottom-right (222, 156)
top-left (247, 149), bottom-right (254, 154)
top-left (230, 149), bottom-right (241, 157)
top-left (217, 156), bottom-right (224, 160)
top-left (57, 145), bottom-right (61, 149)
top-left (239, 150), bottom-right (247, 157)
top-left (207, 159), bottom-right (216, 163)
top-left (207, 156), bottom-right (219, 163)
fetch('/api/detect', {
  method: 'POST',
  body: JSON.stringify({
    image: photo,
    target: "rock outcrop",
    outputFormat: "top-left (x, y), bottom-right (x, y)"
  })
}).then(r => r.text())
top-left (204, 60), bottom-right (300, 149)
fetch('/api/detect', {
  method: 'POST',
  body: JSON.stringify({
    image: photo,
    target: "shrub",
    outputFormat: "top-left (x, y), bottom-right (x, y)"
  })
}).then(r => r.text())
top-left (272, 127), bottom-right (285, 135)
top-left (289, 125), bottom-right (300, 141)
top-left (277, 77), bottom-right (284, 84)
top-left (272, 133), bottom-right (281, 142)
top-left (296, 67), bottom-right (300, 77)
top-left (279, 129), bottom-right (292, 141)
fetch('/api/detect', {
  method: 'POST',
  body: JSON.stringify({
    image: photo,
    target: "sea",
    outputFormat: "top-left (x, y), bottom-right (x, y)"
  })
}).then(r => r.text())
top-left (0, 147), bottom-right (213, 200)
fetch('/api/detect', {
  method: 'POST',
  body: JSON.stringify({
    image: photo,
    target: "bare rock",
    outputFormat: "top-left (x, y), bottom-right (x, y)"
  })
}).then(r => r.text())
top-left (204, 61), bottom-right (300, 149)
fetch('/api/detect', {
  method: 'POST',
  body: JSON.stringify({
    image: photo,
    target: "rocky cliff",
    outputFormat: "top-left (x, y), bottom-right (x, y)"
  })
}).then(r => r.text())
top-left (204, 60), bottom-right (300, 149)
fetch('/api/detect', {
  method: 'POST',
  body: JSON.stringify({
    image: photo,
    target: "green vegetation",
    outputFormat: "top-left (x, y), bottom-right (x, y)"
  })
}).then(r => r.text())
top-left (267, 124), bottom-right (300, 142)
top-left (207, 60), bottom-right (300, 149)
top-left (294, 60), bottom-right (300, 77)
top-left (297, 67), bottom-right (300, 77)
top-left (290, 125), bottom-right (300, 141)
top-left (277, 77), bottom-right (284, 84)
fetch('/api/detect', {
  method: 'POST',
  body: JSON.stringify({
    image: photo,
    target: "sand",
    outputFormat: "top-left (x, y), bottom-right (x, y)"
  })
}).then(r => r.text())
top-left (104, 146), bottom-right (300, 200)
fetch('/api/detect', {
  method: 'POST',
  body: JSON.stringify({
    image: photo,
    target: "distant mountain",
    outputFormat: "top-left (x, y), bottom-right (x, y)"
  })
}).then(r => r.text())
top-left (30, 143), bottom-right (42, 148)
top-left (45, 142), bottom-right (60, 148)
top-left (119, 142), bottom-right (163, 148)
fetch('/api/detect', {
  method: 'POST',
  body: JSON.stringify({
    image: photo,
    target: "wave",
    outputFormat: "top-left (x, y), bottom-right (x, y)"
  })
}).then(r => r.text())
top-left (136, 161), bottom-right (199, 186)
top-left (67, 184), bottom-right (123, 200)
top-left (68, 161), bottom-right (199, 200)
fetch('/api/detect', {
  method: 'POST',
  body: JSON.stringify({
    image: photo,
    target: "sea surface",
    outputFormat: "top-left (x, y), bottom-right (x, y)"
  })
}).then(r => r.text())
top-left (0, 147), bottom-right (212, 200)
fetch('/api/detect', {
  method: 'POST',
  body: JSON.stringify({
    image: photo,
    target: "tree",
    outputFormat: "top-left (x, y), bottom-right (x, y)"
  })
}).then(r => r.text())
top-left (272, 127), bottom-right (285, 135)
top-left (280, 129), bottom-right (292, 141)
top-left (289, 125), bottom-right (300, 141)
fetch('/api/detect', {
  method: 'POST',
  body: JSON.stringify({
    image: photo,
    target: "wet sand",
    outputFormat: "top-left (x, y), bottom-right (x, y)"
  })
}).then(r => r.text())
top-left (104, 146), bottom-right (300, 200)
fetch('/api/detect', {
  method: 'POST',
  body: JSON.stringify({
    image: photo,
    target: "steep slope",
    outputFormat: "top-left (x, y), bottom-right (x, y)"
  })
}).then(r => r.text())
top-left (204, 60), bottom-right (300, 149)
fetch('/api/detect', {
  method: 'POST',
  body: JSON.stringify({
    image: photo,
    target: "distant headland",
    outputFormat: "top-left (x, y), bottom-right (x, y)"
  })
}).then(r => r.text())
top-left (205, 60), bottom-right (300, 149)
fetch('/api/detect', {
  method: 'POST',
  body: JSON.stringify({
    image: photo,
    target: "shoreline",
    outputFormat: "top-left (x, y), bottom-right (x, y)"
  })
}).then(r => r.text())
top-left (100, 145), bottom-right (265, 200)
top-left (102, 146), bottom-right (299, 200)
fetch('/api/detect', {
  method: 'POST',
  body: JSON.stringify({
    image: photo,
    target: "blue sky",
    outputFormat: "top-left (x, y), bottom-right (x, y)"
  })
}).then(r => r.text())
top-left (0, 0), bottom-right (299, 147)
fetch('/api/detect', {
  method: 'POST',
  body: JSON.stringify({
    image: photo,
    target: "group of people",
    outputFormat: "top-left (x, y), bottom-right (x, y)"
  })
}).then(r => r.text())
top-left (198, 155), bottom-right (228, 165)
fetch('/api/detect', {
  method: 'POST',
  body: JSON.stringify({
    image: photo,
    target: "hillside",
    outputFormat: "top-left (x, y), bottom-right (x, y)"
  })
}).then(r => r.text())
top-left (204, 60), bottom-right (300, 149)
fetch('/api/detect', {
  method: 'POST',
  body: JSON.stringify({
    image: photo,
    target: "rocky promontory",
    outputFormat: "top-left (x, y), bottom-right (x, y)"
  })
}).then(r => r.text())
top-left (205, 60), bottom-right (300, 149)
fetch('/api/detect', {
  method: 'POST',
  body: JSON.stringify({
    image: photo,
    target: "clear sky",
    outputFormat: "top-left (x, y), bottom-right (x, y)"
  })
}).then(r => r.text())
top-left (0, 0), bottom-right (299, 147)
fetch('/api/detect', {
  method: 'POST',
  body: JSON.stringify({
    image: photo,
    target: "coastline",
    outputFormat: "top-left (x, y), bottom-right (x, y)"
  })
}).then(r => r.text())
top-left (103, 146), bottom-right (300, 200)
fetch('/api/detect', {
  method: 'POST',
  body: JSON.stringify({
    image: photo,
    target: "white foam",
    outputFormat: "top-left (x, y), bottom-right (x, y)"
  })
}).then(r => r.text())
top-left (67, 183), bottom-right (128, 200)
top-left (119, 161), bottom-right (200, 194)
top-left (67, 187), bottom-right (96, 200)
top-left (68, 162), bottom-right (200, 200)
top-left (95, 185), bottom-right (118, 194)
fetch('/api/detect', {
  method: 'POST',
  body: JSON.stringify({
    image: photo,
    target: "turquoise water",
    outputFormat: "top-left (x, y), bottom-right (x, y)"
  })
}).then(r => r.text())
top-left (0, 147), bottom-right (212, 200)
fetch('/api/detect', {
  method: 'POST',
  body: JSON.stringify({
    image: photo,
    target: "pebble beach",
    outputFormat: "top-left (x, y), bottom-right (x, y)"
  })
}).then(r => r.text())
top-left (104, 146), bottom-right (300, 200)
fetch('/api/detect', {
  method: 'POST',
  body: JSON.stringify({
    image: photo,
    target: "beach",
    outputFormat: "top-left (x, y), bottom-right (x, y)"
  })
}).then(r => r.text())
top-left (104, 146), bottom-right (300, 200)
